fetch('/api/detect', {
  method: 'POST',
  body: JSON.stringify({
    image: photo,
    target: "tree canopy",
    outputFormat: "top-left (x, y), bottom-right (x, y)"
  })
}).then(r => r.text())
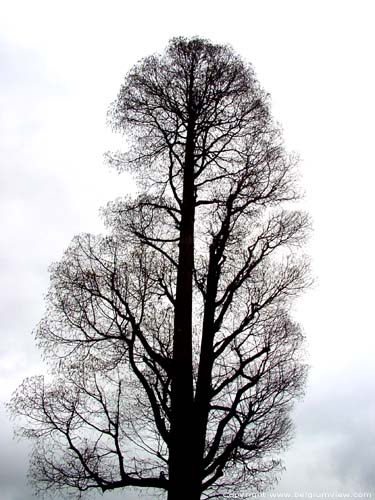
top-left (9, 37), bottom-right (310, 500)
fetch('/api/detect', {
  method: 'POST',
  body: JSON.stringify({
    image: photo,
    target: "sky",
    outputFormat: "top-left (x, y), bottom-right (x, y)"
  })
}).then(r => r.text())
top-left (1, 1), bottom-right (375, 499)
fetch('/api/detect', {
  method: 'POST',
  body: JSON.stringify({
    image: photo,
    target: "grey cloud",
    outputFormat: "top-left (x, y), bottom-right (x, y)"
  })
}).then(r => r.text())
top-left (327, 389), bottom-right (375, 490)
top-left (0, 406), bottom-right (34, 500)
top-left (267, 364), bottom-right (375, 496)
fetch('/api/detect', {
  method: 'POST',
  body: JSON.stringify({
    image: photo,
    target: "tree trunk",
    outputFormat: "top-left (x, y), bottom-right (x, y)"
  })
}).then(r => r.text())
top-left (193, 244), bottom-right (220, 491)
top-left (168, 112), bottom-right (201, 500)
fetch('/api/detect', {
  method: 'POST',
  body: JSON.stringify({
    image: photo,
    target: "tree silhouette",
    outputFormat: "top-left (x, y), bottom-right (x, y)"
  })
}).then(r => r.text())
top-left (9, 37), bottom-right (310, 500)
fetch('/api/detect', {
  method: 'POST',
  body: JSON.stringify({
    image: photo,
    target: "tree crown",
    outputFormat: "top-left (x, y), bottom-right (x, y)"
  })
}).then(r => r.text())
top-left (9, 37), bottom-right (310, 500)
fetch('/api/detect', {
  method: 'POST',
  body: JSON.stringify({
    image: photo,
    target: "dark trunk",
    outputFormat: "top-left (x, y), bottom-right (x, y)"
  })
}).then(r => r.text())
top-left (193, 244), bottom-right (220, 490)
top-left (168, 112), bottom-right (200, 499)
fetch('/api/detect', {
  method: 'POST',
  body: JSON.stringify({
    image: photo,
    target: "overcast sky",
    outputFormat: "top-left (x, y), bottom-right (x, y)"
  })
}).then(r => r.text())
top-left (1, 1), bottom-right (374, 499)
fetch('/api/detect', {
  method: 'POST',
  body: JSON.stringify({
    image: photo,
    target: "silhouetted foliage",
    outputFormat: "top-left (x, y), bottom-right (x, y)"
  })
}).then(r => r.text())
top-left (9, 37), bottom-right (310, 500)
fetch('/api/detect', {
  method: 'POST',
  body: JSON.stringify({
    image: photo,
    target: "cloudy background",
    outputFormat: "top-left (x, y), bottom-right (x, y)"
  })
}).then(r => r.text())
top-left (1, 1), bottom-right (374, 499)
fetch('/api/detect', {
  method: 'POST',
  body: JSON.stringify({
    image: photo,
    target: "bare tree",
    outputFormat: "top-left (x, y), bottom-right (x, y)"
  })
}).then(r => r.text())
top-left (9, 37), bottom-right (310, 500)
